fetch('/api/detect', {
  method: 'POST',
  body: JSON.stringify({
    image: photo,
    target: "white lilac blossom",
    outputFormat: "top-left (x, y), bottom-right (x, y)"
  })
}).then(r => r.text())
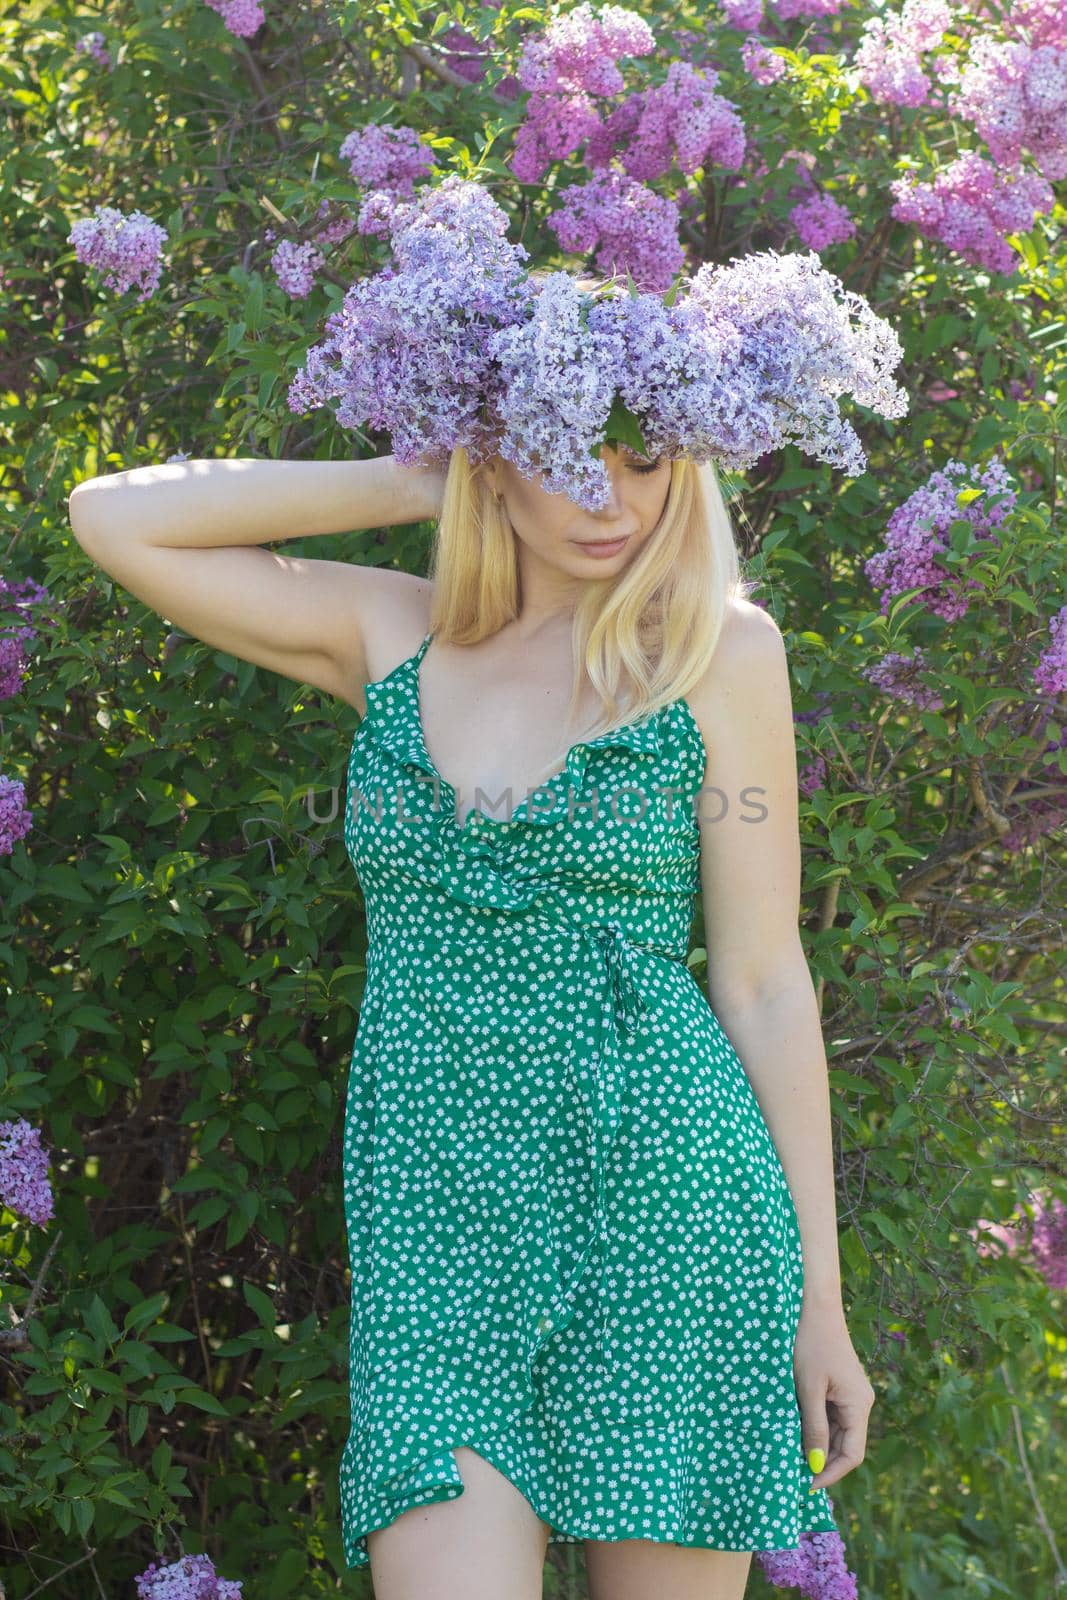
top-left (287, 177), bottom-right (908, 511)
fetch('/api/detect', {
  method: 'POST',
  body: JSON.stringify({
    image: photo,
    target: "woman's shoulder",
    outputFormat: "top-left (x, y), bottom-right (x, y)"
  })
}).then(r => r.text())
top-left (683, 593), bottom-right (790, 751)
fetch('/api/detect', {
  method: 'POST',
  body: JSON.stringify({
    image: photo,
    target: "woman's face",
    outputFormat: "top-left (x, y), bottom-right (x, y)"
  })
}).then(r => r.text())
top-left (484, 444), bottom-right (673, 577)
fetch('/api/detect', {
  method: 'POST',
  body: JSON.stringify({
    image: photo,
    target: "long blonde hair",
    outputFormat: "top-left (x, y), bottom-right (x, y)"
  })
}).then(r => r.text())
top-left (424, 443), bottom-right (756, 788)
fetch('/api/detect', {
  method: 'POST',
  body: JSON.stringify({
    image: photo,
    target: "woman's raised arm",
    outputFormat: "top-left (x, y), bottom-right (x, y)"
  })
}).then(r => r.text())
top-left (66, 454), bottom-right (445, 707)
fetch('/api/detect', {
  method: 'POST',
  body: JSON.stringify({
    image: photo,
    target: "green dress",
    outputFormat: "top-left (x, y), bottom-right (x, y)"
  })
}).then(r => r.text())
top-left (340, 629), bottom-right (839, 1570)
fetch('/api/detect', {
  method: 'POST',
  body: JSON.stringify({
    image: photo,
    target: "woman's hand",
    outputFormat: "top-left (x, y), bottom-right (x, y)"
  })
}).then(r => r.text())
top-left (794, 1299), bottom-right (877, 1493)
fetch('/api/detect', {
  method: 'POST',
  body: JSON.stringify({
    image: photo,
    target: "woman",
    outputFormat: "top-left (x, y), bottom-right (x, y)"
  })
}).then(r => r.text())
top-left (69, 438), bottom-right (875, 1600)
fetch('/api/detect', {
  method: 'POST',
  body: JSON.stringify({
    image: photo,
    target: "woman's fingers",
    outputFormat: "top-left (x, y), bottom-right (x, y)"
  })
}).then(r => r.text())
top-left (810, 1384), bottom-right (876, 1490)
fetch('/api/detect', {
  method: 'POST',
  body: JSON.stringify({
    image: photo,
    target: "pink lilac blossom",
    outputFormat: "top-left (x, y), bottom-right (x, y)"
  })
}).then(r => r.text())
top-left (742, 37), bottom-right (789, 82)
top-left (951, 36), bottom-right (1067, 183)
top-left (0, 1118), bottom-right (53, 1225)
top-left (853, 0), bottom-right (954, 107)
top-left (75, 31), bottom-right (111, 67)
top-left (547, 169), bottom-right (684, 291)
top-left (978, 0), bottom-right (1067, 50)
top-left (203, 0), bottom-right (263, 37)
top-left (724, 0), bottom-right (765, 30)
top-left (290, 179), bottom-right (907, 511)
top-left (1034, 604), bottom-right (1067, 694)
top-left (1029, 1194), bottom-right (1067, 1290)
top-left (515, 3), bottom-right (656, 97)
top-left (339, 123), bottom-right (437, 197)
top-left (68, 205), bottom-right (168, 302)
top-left (889, 150), bottom-right (1054, 276)
top-left (511, 90), bottom-right (603, 183)
top-left (135, 1554), bottom-right (243, 1600)
top-left (774, 0), bottom-right (849, 20)
top-left (864, 456), bottom-right (1016, 620)
top-left (863, 648), bottom-right (944, 709)
top-left (270, 238), bottom-right (324, 299)
top-left (790, 192), bottom-right (856, 249)
top-left (757, 1519), bottom-right (857, 1598)
top-left (585, 61), bottom-right (747, 179)
top-left (1002, 725), bottom-right (1067, 848)
top-left (312, 199), bottom-right (356, 248)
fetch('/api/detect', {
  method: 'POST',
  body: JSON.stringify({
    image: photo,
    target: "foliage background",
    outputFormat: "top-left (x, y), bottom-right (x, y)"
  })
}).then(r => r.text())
top-left (0, 0), bottom-right (1064, 1595)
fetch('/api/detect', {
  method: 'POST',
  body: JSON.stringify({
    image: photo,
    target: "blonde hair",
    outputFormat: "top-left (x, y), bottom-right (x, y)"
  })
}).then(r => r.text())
top-left (425, 445), bottom-right (756, 790)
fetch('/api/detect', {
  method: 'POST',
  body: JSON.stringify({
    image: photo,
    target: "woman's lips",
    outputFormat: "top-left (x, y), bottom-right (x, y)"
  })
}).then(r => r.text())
top-left (573, 535), bottom-right (629, 559)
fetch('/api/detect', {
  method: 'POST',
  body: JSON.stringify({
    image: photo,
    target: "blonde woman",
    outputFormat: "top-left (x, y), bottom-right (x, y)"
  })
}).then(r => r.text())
top-left (69, 440), bottom-right (875, 1600)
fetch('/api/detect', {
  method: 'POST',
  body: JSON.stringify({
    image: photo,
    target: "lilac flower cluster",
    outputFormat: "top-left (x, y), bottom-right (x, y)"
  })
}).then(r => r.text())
top-left (340, 122), bottom-right (437, 200)
top-left (135, 1553), bottom-right (242, 1599)
top-left (287, 177), bottom-right (531, 468)
top-left (774, 0), bottom-right (848, 21)
top-left (1003, 725), bottom-right (1067, 849)
top-left (1006, 0), bottom-right (1067, 49)
top-left (203, 0), bottom-right (264, 39)
top-left (584, 61), bottom-right (747, 181)
top-left (741, 38), bottom-right (788, 84)
top-left (0, 1117), bottom-right (53, 1226)
top-left (75, 31), bottom-right (111, 68)
top-left (511, 3), bottom-right (656, 184)
top-left (864, 456), bottom-right (1016, 620)
top-left (790, 192), bottom-right (856, 250)
top-left (1030, 1193), bottom-right (1067, 1290)
top-left (757, 1519), bottom-right (857, 1599)
top-left (1034, 603), bottom-right (1067, 695)
top-left (863, 648), bottom-right (944, 709)
top-left (798, 754), bottom-right (829, 796)
top-left (289, 177), bottom-right (907, 511)
top-left (724, 0), bottom-right (765, 31)
top-left (270, 238), bottom-right (324, 299)
top-left (853, 0), bottom-right (953, 108)
top-left (0, 775), bottom-right (32, 856)
top-left (68, 204), bottom-right (169, 302)
top-left (891, 148), bottom-right (1054, 276)
top-left (950, 35), bottom-right (1067, 183)
top-left (972, 1189), bottom-right (1067, 1290)
top-left (546, 169), bottom-right (684, 291)
top-left (1, 574), bottom-right (50, 701)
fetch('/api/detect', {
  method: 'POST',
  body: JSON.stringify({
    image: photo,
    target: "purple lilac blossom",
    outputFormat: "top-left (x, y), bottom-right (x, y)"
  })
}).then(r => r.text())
top-left (1034, 604), bottom-right (1067, 694)
top-left (0, 574), bottom-right (50, 699)
top-left (584, 61), bottom-right (747, 180)
top-left (67, 205), bottom-right (168, 302)
top-left (203, 0), bottom-right (263, 37)
top-left (889, 150), bottom-right (1054, 275)
top-left (135, 1553), bottom-right (243, 1599)
top-left (853, 0), bottom-right (954, 107)
top-left (547, 170), bottom-right (685, 291)
top-left (515, 3), bottom-right (656, 96)
top-left (1003, 0), bottom-right (1067, 49)
top-left (290, 179), bottom-right (907, 510)
top-left (311, 199), bottom-right (357, 248)
top-left (864, 457), bottom-right (1017, 619)
top-left (790, 192), bottom-right (857, 249)
top-left (75, 31), bottom-right (111, 67)
top-left (951, 37), bottom-right (1067, 182)
top-left (288, 176), bottom-right (531, 468)
top-left (774, 0), bottom-right (848, 18)
top-left (271, 238), bottom-right (325, 299)
top-left (339, 123), bottom-right (437, 197)
top-left (757, 1519), bottom-right (858, 1599)
top-left (724, 0), bottom-right (766, 29)
top-left (742, 38), bottom-right (788, 82)
top-left (863, 648), bottom-right (944, 709)
top-left (1002, 724), bottom-right (1067, 849)
top-left (798, 754), bottom-right (828, 796)
top-left (0, 774), bottom-right (32, 854)
top-left (1029, 1194), bottom-right (1067, 1289)
top-left (0, 1118), bottom-right (54, 1226)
